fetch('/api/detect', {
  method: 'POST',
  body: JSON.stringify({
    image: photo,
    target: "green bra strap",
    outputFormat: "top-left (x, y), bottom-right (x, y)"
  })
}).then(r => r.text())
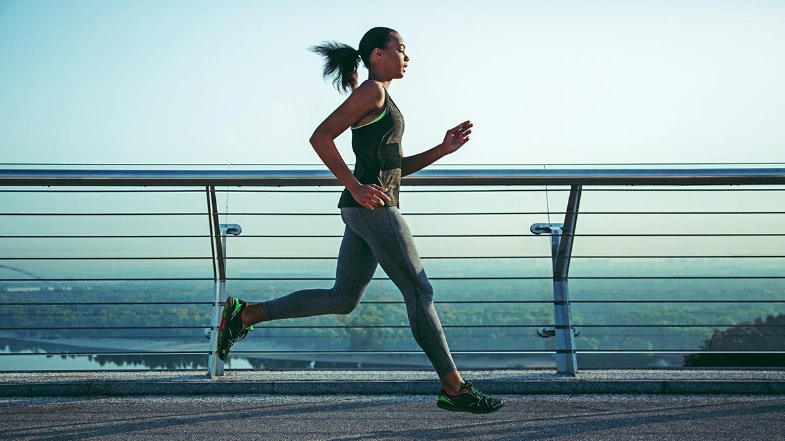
top-left (352, 108), bottom-right (387, 130)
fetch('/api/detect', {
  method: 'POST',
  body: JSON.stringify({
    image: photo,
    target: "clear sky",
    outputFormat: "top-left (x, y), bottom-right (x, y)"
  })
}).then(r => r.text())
top-left (1, 0), bottom-right (783, 166)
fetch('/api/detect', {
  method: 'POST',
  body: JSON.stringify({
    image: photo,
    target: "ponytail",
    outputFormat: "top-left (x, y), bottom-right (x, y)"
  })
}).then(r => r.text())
top-left (310, 27), bottom-right (398, 94)
top-left (309, 41), bottom-right (361, 94)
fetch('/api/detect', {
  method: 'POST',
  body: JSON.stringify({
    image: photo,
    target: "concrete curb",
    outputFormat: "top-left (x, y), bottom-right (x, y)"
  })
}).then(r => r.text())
top-left (2, 379), bottom-right (785, 397)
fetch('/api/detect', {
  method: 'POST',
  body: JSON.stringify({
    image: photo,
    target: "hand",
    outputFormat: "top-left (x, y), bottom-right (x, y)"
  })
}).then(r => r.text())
top-left (440, 120), bottom-right (473, 156)
top-left (350, 184), bottom-right (391, 210)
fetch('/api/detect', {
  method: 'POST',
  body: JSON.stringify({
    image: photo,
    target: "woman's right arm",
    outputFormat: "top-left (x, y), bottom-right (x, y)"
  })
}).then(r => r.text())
top-left (309, 81), bottom-right (392, 209)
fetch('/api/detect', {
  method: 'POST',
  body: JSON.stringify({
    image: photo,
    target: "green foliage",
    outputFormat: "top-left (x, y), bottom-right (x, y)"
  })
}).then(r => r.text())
top-left (346, 305), bottom-right (385, 351)
top-left (2, 277), bottom-right (784, 369)
top-left (683, 314), bottom-right (785, 367)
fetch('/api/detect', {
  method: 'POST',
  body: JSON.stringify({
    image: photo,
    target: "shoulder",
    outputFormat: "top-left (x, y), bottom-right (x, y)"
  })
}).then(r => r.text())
top-left (351, 80), bottom-right (385, 108)
top-left (356, 79), bottom-right (385, 95)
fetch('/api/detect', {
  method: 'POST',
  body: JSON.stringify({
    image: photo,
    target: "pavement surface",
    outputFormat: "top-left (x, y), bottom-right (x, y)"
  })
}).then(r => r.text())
top-left (2, 394), bottom-right (784, 440)
top-left (1, 370), bottom-right (784, 440)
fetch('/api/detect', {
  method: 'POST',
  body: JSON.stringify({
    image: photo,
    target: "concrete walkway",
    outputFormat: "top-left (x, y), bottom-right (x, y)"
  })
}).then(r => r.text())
top-left (3, 394), bottom-right (785, 440)
top-left (1, 369), bottom-right (784, 397)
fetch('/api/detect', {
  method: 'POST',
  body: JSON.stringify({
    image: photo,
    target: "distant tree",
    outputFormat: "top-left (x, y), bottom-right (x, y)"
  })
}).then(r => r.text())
top-left (346, 305), bottom-right (386, 351)
top-left (683, 314), bottom-right (785, 367)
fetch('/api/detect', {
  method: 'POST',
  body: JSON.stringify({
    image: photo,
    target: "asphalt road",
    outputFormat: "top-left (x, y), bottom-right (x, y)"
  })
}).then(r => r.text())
top-left (1, 394), bottom-right (784, 441)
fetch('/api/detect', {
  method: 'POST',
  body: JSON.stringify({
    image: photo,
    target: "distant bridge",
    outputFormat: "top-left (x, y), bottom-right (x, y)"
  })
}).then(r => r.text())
top-left (0, 265), bottom-right (54, 291)
top-left (0, 264), bottom-right (45, 280)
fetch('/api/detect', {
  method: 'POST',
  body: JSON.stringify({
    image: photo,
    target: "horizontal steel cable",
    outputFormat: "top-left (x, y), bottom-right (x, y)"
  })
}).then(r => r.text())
top-left (4, 275), bottom-right (785, 282)
top-left (3, 187), bottom-right (784, 194)
top-left (0, 301), bottom-right (211, 305)
top-left (0, 352), bottom-right (208, 356)
top-left (221, 349), bottom-right (785, 354)
top-left (2, 349), bottom-right (782, 356)
top-left (0, 350), bottom-right (560, 356)
top-left (8, 299), bottom-right (784, 306)
top-left (0, 277), bottom-right (213, 282)
top-left (0, 326), bottom-right (208, 330)
top-left (3, 233), bottom-right (785, 239)
top-left (7, 255), bottom-right (785, 261)
top-left (3, 211), bottom-right (785, 216)
top-left (5, 323), bottom-right (783, 331)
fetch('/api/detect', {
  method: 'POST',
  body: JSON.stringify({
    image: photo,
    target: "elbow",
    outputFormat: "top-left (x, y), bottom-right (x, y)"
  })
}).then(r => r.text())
top-left (309, 129), bottom-right (328, 151)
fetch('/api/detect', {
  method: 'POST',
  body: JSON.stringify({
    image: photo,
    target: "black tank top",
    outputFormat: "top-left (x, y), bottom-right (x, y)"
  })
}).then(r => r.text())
top-left (338, 88), bottom-right (405, 208)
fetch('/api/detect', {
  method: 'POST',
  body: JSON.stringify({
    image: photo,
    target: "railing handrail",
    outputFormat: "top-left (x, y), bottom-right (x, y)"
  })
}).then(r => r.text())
top-left (2, 167), bottom-right (785, 187)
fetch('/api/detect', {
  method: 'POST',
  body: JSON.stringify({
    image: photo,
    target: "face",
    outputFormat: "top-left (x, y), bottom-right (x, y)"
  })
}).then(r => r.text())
top-left (373, 33), bottom-right (410, 79)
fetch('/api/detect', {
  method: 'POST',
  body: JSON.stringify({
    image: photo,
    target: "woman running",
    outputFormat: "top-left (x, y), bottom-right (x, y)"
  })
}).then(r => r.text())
top-left (217, 26), bottom-right (503, 414)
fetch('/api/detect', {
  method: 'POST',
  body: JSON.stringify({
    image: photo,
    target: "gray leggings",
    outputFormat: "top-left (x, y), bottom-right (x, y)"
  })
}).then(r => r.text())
top-left (263, 207), bottom-right (457, 376)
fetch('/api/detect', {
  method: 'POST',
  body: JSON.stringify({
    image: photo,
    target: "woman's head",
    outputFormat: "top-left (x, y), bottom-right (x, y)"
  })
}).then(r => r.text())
top-left (357, 27), bottom-right (398, 69)
top-left (310, 27), bottom-right (408, 93)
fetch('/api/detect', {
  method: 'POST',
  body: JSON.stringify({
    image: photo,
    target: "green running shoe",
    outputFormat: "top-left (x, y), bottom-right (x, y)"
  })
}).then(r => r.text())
top-left (437, 381), bottom-right (504, 414)
top-left (216, 296), bottom-right (252, 361)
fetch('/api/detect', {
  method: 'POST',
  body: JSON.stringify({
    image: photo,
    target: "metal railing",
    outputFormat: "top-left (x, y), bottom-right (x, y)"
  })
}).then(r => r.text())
top-left (1, 165), bottom-right (784, 376)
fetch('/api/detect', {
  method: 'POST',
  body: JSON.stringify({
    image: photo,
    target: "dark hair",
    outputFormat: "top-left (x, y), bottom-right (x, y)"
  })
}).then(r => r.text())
top-left (309, 27), bottom-right (397, 93)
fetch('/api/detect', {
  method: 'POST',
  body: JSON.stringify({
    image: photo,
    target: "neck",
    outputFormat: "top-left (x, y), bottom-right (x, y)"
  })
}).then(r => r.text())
top-left (368, 73), bottom-right (392, 90)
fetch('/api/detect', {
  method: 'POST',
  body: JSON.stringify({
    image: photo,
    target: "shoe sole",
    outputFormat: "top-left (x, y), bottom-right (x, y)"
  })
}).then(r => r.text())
top-left (437, 400), bottom-right (504, 414)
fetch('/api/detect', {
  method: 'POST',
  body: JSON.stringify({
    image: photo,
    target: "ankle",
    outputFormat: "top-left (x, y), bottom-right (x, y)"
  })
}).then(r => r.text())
top-left (241, 303), bottom-right (267, 327)
top-left (442, 381), bottom-right (463, 396)
top-left (444, 382), bottom-right (468, 395)
top-left (240, 308), bottom-right (251, 329)
top-left (440, 371), bottom-right (465, 395)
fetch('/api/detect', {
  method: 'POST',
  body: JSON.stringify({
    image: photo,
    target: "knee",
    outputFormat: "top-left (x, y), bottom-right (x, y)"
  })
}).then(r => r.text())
top-left (327, 287), bottom-right (362, 315)
top-left (332, 300), bottom-right (360, 315)
top-left (417, 282), bottom-right (434, 303)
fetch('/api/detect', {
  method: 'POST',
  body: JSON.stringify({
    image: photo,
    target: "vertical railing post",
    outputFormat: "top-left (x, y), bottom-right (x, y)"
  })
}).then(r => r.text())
top-left (531, 185), bottom-right (582, 376)
top-left (553, 185), bottom-right (581, 375)
top-left (206, 186), bottom-right (242, 378)
top-left (206, 186), bottom-right (225, 378)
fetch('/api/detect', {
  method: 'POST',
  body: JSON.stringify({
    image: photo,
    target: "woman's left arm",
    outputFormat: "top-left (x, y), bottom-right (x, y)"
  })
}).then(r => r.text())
top-left (401, 120), bottom-right (473, 177)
